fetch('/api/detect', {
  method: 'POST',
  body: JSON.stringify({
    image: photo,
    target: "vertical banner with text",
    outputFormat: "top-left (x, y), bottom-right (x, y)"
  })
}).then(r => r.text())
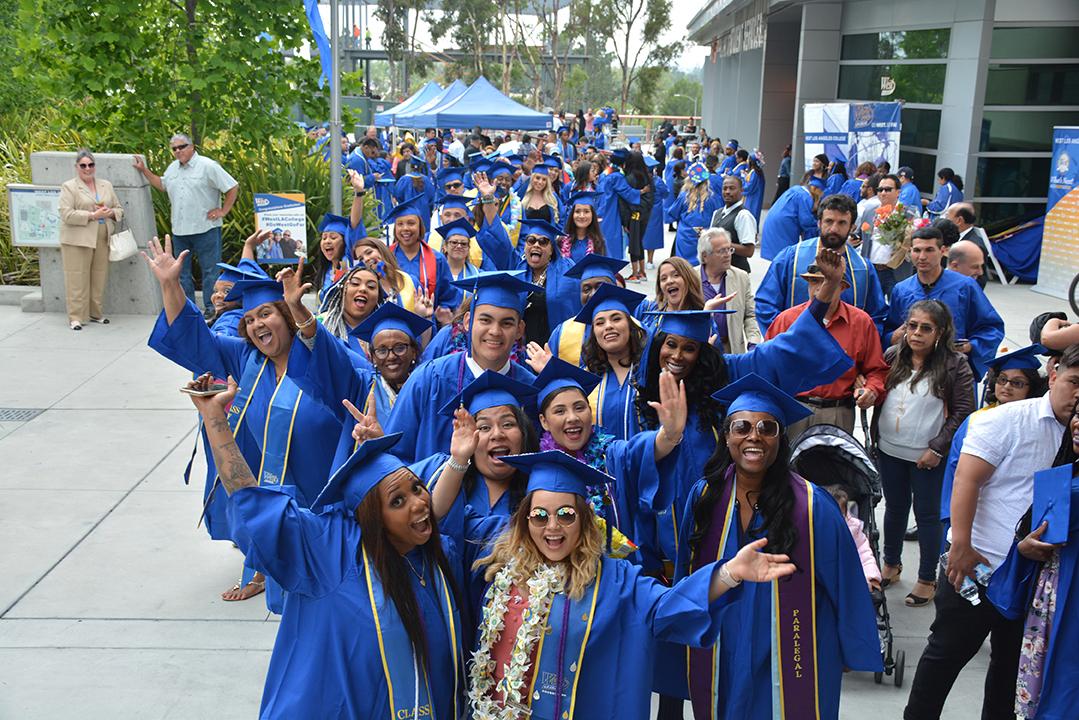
top-left (253, 193), bottom-right (307, 266)
top-left (1033, 127), bottom-right (1079, 299)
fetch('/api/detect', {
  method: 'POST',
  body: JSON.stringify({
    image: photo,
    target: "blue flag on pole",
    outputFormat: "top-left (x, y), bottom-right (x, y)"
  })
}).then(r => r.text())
top-left (304, 0), bottom-right (333, 90)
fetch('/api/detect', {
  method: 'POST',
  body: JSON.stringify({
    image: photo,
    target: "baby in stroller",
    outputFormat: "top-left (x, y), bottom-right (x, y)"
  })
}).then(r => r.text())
top-left (825, 484), bottom-right (881, 592)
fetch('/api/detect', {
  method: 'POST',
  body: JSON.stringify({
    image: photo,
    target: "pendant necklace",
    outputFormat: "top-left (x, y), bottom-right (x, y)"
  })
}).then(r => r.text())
top-left (404, 553), bottom-right (427, 587)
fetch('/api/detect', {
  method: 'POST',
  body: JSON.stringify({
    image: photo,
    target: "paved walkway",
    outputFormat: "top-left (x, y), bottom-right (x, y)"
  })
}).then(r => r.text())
top-left (0, 250), bottom-right (1064, 718)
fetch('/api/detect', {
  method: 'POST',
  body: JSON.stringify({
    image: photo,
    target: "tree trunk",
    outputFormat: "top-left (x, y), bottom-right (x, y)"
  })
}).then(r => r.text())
top-left (185, 0), bottom-right (202, 145)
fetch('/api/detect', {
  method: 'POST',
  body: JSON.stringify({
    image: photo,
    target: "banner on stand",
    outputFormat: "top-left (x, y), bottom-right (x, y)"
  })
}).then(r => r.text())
top-left (803, 102), bottom-right (901, 174)
top-left (1033, 126), bottom-right (1079, 298)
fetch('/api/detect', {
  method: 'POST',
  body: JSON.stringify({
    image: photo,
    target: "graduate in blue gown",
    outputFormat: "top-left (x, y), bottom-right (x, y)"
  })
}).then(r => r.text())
top-left (741, 156), bottom-right (766, 223)
top-left (755, 194), bottom-right (888, 336)
top-left (384, 196), bottom-right (461, 318)
top-left (143, 246), bottom-right (343, 611)
top-left (671, 375), bottom-right (882, 718)
top-left (347, 140), bottom-right (395, 222)
top-left (192, 404), bottom-right (465, 720)
top-left (884, 231), bottom-right (1005, 377)
top-left (668, 162), bottom-right (722, 266)
top-left (428, 193), bottom-right (514, 273)
top-left (385, 272), bottom-right (541, 462)
top-left (514, 218), bottom-right (581, 346)
top-left (561, 191), bottom-right (605, 264)
top-left (595, 155), bottom-right (641, 260)
top-left (393, 171), bottom-right (436, 221)
top-left (545, 254), bottom-right (632, 367)
top-left (718, 141), bottom-right (739, 175)
top-left (760, 183), bottom-right (821, 261)
top-left (309, 213), bottom-right (357, 301)
top-left (897, 167), bottom-right (923, 213)
top-left (925, 168), bottom-right (963, 219)
top-left (643, 158), bottom-right (669, 258)
top-left (464, 450), bottom-right (796, 720)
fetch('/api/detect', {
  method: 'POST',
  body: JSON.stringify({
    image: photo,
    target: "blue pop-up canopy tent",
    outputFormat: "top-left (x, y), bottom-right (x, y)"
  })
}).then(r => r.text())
top-left (395, 79), bottom-right (469, 127)
top-left (410, 76), bottom-right (553, 131)
top-left (373, 81), bottom-right (443, 126)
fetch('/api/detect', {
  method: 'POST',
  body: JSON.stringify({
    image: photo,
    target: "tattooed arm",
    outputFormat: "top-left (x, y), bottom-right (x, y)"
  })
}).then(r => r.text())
top-left (186, 373), bottom-right (257, 495)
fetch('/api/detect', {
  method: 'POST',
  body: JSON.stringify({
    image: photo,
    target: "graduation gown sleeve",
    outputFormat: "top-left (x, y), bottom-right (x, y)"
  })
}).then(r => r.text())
top-left (286, 323), bottom-right (375, 423)
top-left (148, 297), bottom-right (248, 380)
top-left (475, 215), bottom-right (515, 271)
top-left (753, 244), bottom-right (794, 333)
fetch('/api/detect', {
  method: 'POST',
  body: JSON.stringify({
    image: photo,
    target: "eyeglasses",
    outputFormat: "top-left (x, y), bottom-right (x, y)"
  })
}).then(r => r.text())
top-left (170, 143), bottom-right (190, 152)
top-left (445, 240), bottom-right (470, 249)
top-left (528, 506), bottom-right (578, 527)
top-left (878, 185), bottom-right (898, 192)
top-left (905, 321), bottom-right (937, 335)
top-left (994, 376), bottom-right (1030, 390)
top-left (709, 247), bottom-right (734, 257)
top-left (77, 162), bottom-right (95, 168)
top-left (445, 182), bottom-right (463, 190)
top-left (524, 235), bottom-right (551, 247)
top-left (728, 419), bottom-right (781, 438)
top-left (372, 342), bottom-right (412, 360)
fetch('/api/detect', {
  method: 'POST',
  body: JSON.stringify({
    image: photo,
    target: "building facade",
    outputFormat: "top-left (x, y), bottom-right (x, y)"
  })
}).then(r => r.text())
top-left (687, 0), bottom-right (1079, 232)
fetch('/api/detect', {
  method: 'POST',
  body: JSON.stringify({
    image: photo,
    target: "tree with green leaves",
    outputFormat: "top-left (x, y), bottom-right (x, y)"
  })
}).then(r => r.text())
top-left (587, 0), bottom-right (681, 112)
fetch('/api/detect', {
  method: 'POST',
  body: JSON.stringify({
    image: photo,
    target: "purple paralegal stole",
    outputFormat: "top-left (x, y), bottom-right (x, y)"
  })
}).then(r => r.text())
top-left (688, 466), bottom-right (819, 720)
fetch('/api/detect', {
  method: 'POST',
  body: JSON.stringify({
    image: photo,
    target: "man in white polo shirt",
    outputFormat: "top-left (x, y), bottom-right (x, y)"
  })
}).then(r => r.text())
top-left (904, 344), bottom-right (1079, 720)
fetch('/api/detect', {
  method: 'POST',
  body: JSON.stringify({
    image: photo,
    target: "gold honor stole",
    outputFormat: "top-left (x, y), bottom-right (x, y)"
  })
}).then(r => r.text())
top-left (556, 320), bottom-right (588, 366)
top-left (688, 471), bottom-right (820, 720)
top-left (362, 544), bottom-right (461, 720)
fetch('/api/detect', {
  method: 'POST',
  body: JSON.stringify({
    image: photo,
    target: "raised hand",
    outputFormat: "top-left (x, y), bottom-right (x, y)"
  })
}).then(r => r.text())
top-left (449, 407), bottom-right (479, 466)
top-left (276, 257), bottom-right (311, 308)
top-left (348, 169), bottom-right (366, 192)
top-left (414, 287), bottom-right (434, 319)
top-left (814, 246), bottom-right (846, 284)
top-left (472, 171), bottom-right (495, 197)
top-left (244, 228), bottom-right (273, 249)
top-left (524, 342), bottom-right (552, 374)
top-left (141, 234), bottom-right (188, 286)
top-left (185, 373), bottom-right (239, 418)
top-left (726, 537), bottom-right (797, 583)
top-left (703, 291), bottom-right (737, 311)
top-left (343, 398), bottom-right (384, 444)
top-left (648, 370), bottom-right (687, 444)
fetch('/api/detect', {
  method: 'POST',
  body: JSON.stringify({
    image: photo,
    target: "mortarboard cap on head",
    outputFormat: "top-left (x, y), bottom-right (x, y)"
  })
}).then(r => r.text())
top-left (568, 191), bottom-right (600, 209)
top-left (610, 148), bottom-right (630, 165)
top-left (487, 163), bottom-right (513, 179)
top-left (450, 270), bottom-right (541, 314)
top-left (1032, 464), bottom-right (1073, 545)
top-left (318, 213), bottom-right (351, 237)
top-left (987, 344), bottom-right (1047, 372)
top-left (627, 137), bottom-right (641, 145)
top-left (310, 434), bottom-right (409, 512)
top-left (518, 218), bottom-right (563, 243)
top-left (557, 125), bottom-right (572, 135)
top-left (350, 302), bottom-right (432, 345)
top-left (711, 372), bottom-right (812, 427)
top-left (381, 196), bottom-right (428, 227)
top-left (897, 166), bottom-right (914, 179)
top-left (224, 278), bottom-right (285, 314)
top-left (471, 160), bottom-right (493, 176)
top-left (687, 162), bottom-right (710, 185)
top-left (574, 283), bottom-right (644, 325)
top-left (271, 227), bottom-right (283, 234)
top-left (438, 167), bottom-right (467, 186)
top-left (216, 258), bottom-right (268, 284)
top-left (564, 254), bottom-right (627, 283)
top-left (438, 370), bottom-right (538, 418)
top-left (645, 309), bottom-right (729, 343)
top-left (806, 176), bottom-right (826, 190)
top-left (499, 451), bottom-right (613, 498)
top-left (436, 218), bottom-right (477, 242)
top-left (726, 140), bottom-right (739, 150)
top-left (437, 194), bottom-right (472, 213)
top-left (532, 357), bottom-right (601, 410)
top-left (643, 155), bottom-right (659, 168)
top-left (505, 154), bottom-right (525, 168)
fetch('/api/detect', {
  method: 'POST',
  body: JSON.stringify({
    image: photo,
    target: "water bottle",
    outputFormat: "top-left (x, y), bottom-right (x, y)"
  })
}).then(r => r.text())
top-left (940, 553), bottom-right (992, 605)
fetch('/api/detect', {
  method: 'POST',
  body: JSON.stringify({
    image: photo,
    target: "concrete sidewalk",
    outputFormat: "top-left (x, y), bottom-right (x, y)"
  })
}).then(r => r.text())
top-left (0, 260), bottom-right (1065, 718)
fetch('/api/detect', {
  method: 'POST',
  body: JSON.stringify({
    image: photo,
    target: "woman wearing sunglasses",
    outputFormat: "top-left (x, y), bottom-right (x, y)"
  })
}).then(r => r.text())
top-left (672, 374), bottom-right (882, 719)
top-left (514, 218), bottom-right (581, 346)
top-left (466, 450), bottom-right (795, 720)
top-left (58, 149), bottom-right (124, 330)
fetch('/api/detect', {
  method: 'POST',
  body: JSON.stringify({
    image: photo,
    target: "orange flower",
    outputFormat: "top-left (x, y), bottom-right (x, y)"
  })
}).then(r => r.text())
top-left (861, 222), bottom-right (871, 232)
top-left (877, 204), bottom-right (894, 215)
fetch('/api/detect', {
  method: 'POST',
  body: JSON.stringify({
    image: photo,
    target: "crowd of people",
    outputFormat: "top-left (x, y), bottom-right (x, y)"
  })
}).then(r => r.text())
top-left (70, 113), bottom-right (1073, 720)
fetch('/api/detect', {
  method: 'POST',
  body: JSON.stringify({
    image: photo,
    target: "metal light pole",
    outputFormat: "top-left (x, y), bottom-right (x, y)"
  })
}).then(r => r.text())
top-left (329, 0), bottom-right (342, 213)
top-left (672, 93), bottom-right (700, 123)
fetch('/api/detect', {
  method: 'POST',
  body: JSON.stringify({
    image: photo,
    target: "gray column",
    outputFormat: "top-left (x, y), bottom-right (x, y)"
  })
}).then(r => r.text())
top-left (791, 2), bottom-right (843, 180)
top-left (760, 19), bottom-right (801, 205)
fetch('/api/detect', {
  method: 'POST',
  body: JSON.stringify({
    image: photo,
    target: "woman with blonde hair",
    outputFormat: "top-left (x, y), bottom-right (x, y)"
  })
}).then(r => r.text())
top-left (352, 237), bottom-right (419, 314)
top-left (635, 256), bottom-right (705, 332)
top-left (521, 167), bottom-right (561, 225)
top-left (58, 148), bottom-right (123, 330)
top-left (668, 162), bottom-right (721, 265)
top-left (465, 449), bottom-right (794, 720)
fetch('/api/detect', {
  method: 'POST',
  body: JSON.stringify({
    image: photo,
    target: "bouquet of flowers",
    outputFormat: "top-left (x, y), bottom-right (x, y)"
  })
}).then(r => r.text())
top-left (862, 203), bottom-right (930, 268)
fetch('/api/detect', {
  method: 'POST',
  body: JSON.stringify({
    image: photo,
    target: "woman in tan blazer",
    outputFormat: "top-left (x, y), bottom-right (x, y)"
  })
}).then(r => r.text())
top-left (58, 149), bottom-right (123, 329)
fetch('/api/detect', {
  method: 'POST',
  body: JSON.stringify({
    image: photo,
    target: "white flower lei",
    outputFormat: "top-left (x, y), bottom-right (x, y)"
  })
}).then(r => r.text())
top-left (468, 557), bottom-right (567, 719)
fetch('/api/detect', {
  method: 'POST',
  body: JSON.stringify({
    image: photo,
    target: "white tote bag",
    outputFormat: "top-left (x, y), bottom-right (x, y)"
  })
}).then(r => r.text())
top-left (108, 217), bottom-right (138, 262)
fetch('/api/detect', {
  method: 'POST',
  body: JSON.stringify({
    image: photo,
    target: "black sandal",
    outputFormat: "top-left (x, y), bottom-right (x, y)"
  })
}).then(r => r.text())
top-left (905, 580), bottom-right (937, 607)
top-left (881, 563), bottom-right (902, 589)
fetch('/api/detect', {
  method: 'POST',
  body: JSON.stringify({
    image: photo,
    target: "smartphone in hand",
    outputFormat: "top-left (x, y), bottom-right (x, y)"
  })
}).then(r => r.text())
top-left (180, 384), bottom-right (229, 397)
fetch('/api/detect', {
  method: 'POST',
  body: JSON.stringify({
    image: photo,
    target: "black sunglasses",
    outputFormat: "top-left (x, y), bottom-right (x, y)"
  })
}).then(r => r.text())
top-left (77, 162), bottom-right (95, 168)
top-left (170, 143), bottom-right (190, 152)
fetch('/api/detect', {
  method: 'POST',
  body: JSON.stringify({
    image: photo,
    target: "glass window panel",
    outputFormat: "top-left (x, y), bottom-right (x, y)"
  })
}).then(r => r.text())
top-left (898, 150), bottom-right (938, 191)
top-left (979, 110), bottom-right (1079, 152)
top-left (841, 30), bottom-right (950, 60)
top-left (838, 64), bottom-right (946, 104)
top-left (975, 202), bottom-right (1045, 236)
top-left (985, 64), bottom-right (1079, 106)
top-left (975, 156), bottom-right (1050, 199)
top-left (990, 27), bottom-right (1079, 60)
top-left (900, 108), bottom-right (941, 149)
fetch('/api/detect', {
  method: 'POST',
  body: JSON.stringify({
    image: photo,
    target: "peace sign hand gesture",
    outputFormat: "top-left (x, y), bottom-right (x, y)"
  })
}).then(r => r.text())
top-left (275, 257), bottom-right (311, 309)
top-left (343, 398), bottom-right (384, 444)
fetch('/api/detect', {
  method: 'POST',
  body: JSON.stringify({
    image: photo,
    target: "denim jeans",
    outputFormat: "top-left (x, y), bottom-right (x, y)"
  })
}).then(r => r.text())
top-left (878, 450), bottom-right (944, 581)
top-left (172, 227), bottom-right (222, 311)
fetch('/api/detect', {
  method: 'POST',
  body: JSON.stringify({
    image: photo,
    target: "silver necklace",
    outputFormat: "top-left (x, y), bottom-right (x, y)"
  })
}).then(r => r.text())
top-left (404, 553), bottom-right (426, 587)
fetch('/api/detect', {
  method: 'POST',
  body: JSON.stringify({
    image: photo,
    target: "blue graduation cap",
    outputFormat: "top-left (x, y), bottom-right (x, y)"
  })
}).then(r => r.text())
top-left (540, 158), bottom-right (564, 172)
top-left (381, 196), bottom-right (428, 227)
top-left (310, 434), bottom-right (409, 512)
top-left (627, 137), bottom-right (641, 145)
top-left (499, 451), bottom-right (615, 498)
top-left (350, 302), bottom-right (432, 345)
top-left (726, 140), bottom-right (739, 150)
top-left (224, 278), bottom-right (285, 314)
top-left (487, 163), bottom-right (514, 179)
top-left (519, 218), bottom-right (562, 243)
top-left (216, 258), bottom-right (268, 283)
top-left (1033, 464), bottom-right (1073, 545)
top-left (438, 370), bottom-right (538, 418)
top-left (436, 218), bottom-right (477, 241)
top-left (567, 191), bottom-right (600, 209)
top-left (556, 125), bottom-right (573, 135)
top-left (610, 148), bottom-right (629, 165)
top-left (711, 372), bottom-right (812, 427)
top-left (450, 270), bottom-right (541, 314)
top-left (505, 154), bottom-right (525, 168)
top-left (806, 176), bottom-right (826, 190)
top-left (471, 160), bottom-right (493, 176)
top-left (574, 283), bottom-right (645, 324)
top-left (437, 167), bottom-right (467, 187)
top-left (643, 155), bottom-right (660, 169)
top-left (687, 162), bottom-right (709, 185)
top-left (645, 309), bottom-right (729, 343)
top-left (437, 194), bottom-right (472, 213)
top-left (318, 213), bottom-right (350, 237)
top-left (532, 357), bottom-right (601, 410)
top-left (271, 227), bottom-right (283, 234)
top-left (987, 344), bottom-right (1046, 372)
top-left (564, 254), bottom-right (627, 283)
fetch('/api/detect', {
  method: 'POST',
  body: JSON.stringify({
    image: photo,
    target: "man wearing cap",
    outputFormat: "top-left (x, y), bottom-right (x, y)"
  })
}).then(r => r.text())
top-left (384, 272), bottom-right (542, 462)
top-left (757, 193), bottom-right (886, 339)
top-left (719, 140), bottom-right (740, 176)
top-left (698, 228), bottom-right (760, 355)
top-left (709, 175), bottom-right (757, 273)
top-left (765, 263), bottom-right (888, 435)
top-left (897, 166), bottom-right (922, 212)
top-left (759, 180), bottom-right (821, 261)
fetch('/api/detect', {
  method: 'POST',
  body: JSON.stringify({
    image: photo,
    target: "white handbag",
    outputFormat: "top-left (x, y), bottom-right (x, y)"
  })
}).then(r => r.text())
top-left (108, 217), bottom-right (138, 262)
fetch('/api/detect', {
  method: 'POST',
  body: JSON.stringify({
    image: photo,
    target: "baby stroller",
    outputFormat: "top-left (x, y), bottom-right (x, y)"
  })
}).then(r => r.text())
top-left (788, 418), bottom-right (905, 687)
